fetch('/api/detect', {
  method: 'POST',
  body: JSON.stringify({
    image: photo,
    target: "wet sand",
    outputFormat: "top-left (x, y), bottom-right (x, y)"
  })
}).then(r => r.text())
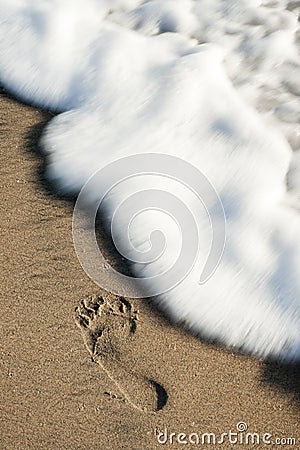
top-left (0, 91), bottom-right (299, 449)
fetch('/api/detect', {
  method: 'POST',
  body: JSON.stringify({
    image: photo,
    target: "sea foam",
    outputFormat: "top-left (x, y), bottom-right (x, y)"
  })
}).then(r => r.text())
top-left (1, 0), bottom-right (300, 360)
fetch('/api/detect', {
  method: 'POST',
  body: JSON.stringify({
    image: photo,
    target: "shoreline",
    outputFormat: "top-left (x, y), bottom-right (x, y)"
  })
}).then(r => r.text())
top-left (0, 91), bottom-right (299, 449)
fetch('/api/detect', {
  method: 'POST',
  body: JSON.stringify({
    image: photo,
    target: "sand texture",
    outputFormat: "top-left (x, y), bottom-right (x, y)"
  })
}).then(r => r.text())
top-left (0, 91), bottom-right (299, 449)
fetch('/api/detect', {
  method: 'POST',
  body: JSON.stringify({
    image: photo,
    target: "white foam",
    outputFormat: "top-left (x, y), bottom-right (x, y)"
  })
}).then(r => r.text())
top-left (1, 0), bottom-right (300, 360)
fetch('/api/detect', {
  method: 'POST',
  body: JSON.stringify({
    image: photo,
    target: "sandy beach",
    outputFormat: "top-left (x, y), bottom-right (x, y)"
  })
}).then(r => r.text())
top-left (0, 90), bottom-right (299, 449)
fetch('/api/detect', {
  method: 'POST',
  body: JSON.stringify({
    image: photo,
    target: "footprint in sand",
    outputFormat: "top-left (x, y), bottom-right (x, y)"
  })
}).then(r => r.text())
top-left (74, 294), bottom-right (168, 413)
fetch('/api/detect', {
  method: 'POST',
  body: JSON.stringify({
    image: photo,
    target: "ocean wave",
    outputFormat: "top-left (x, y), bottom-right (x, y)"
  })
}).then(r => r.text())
top-left (1, 0), bottom-right (300, 360)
